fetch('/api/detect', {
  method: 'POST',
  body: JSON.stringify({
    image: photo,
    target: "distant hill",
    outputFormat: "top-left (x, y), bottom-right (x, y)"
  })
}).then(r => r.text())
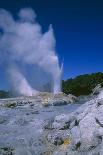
top-left (62, 72), bottom-right (103, 96)
top-left (0, 90), bottom-right (10, 99)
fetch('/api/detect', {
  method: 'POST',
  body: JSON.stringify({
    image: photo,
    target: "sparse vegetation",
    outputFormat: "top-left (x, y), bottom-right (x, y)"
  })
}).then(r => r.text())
top-left (0, 147), bottom-right (15, 155)
top-left (5, 102), bottom-right (17, 108)
top-left (75, 141), bottom-right (81, 150)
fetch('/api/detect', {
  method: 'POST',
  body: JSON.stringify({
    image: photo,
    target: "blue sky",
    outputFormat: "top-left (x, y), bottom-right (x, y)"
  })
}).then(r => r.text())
top-left (0, 0), bottom-right (103, 90)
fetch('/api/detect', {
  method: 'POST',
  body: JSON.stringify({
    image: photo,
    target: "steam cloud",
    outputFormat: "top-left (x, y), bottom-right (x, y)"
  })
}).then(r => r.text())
top-left (0, 8), bottom-right (61, 96)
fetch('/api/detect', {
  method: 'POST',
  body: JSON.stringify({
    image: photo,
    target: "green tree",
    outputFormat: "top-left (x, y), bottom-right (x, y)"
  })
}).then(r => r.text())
top-left (62, 72), bottom-right (103, 96)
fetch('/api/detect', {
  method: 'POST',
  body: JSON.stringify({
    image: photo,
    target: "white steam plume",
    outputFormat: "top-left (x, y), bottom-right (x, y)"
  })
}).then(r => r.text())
top-left (0, 8), bottom-right (61, 95)
top-left (7, 65), bottom-right (37, 96)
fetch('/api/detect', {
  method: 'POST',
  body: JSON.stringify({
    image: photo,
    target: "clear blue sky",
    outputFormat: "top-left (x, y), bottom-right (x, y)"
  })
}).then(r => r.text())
top-left (0, 0), bottom-right (103, 90)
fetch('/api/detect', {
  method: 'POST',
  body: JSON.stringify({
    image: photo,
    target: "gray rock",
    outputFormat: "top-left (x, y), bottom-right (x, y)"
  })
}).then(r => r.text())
top-left (71, 126), bottom-right (81, 150)
top-left (49, 99), bottom-right (69, 106)
top-left (41, 92), bottom-right (77, 106)
top-left (92, 84), bottom-right (103, 95)
top-left (1, 90), bottom-right (103, 154)
top-left (48, 90), bottom-right (103, 154)
top-left (47, 129), bottom-right (70, 145)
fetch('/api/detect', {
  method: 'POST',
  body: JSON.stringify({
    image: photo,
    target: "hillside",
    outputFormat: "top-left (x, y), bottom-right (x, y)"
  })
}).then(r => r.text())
top-left (0, 90), bottom-right (10, 98)
top-left (62, 72), bottom-right (103, 96)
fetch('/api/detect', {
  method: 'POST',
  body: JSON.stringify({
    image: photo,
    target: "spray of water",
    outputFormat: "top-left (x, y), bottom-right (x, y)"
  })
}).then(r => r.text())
top-left (0, 8), bottom-right (61, 95)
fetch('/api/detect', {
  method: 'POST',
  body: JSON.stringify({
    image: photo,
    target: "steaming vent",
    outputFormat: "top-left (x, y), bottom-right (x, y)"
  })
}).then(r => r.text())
top-left (0, 8), bottom-right (62, 96)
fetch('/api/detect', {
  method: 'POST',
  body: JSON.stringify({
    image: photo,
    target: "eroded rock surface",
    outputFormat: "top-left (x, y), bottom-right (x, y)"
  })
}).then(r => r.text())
top-left (0, 93), bottom-right (79, 155)
top-left (40, 92), bottom-right (77, 106)
top-left (46, 91), bottom-right (103, 155)
top-left (1, 90), bottom-right (103, 155)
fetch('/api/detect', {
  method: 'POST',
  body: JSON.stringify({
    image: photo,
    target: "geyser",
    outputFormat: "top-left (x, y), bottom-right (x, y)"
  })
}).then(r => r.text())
top-left (0, 8), bottom-right (61, 96)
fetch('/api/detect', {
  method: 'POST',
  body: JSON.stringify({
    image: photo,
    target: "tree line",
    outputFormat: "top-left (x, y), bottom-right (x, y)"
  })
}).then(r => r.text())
top-left (62, 72), bottom-right (103, 96)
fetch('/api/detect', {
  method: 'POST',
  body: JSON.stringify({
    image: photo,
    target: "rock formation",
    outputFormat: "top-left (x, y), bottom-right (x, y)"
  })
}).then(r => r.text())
top-left (44, 89), bottom-right (103, 155)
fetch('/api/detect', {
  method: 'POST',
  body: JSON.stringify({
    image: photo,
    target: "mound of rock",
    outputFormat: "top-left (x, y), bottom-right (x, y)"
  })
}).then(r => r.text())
top-left (41, 92), bottom-right (77, 106)
top-left (92, 83), bottom-right (103, 95)
top-left (0, 92), bottom-right (77, 109)
top-left (43, 90), bottom-right (103, 155)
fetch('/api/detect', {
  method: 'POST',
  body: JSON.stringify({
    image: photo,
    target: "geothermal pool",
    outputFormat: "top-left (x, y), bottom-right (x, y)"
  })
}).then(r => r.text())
top-left (0, 98), bottom-right (81, 155)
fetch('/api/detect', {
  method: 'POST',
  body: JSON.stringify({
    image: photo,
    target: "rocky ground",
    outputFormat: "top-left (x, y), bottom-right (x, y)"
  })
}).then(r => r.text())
top-left (0, 91), bottom-right (103, 155)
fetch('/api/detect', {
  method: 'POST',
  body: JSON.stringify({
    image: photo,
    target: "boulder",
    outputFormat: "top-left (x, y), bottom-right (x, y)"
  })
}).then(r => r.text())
top-left (92, 84), bottom-right (103, 95)
top-left (45, 90), bottom-right (103, 154)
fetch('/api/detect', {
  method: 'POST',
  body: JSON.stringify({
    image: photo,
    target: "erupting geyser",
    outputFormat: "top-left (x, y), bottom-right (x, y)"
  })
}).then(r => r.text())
top-left (0, 8), bottom-right (61, 96)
